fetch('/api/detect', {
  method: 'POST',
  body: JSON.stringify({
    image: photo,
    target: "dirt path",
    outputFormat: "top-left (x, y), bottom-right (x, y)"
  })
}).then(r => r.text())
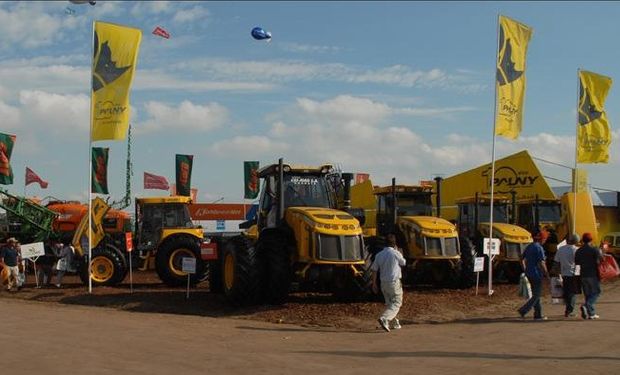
top-left (1, 281), bottom-right (619, 374)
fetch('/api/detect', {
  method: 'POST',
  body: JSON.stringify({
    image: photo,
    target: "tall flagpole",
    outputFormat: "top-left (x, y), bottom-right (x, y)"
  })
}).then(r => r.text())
top-left (573, 69), bottom-right (581, 237)
top-left (88, 21), bottom-right (95, 294)
top-left (486, 14), bottom-right (501, 296)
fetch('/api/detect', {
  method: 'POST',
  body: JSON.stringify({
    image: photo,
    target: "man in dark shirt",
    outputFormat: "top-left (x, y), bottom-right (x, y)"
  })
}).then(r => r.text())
top-left (575, 232), bottom-right (603, 319)
top-left (518, 231), bottom-right (549, 320)
top-left (0, 238), bottom-right (21, 291)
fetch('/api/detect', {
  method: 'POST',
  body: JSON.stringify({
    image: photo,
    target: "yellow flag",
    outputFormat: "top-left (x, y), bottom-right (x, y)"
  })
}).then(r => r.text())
top-left (577, 70), bottom-right (613, 163)
top-left (495, 15), bottom-right (533, 139)
top-left (71, 197), bottom-right (111, 256)
top-left (91, 21), bottom-right (142, 141)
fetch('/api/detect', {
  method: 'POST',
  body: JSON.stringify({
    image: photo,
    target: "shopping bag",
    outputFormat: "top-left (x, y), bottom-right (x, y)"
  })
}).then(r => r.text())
top-left (518, 273), bottom-right (532, 299)
top-left (598, 254), bottom-right (620, 281)
top-left (550, 276), bottom-right (563, 304)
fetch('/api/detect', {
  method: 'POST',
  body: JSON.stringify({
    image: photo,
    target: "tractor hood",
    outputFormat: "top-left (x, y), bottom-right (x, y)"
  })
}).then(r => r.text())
top-left (480, 222), bottom-right (532, 244)
top-left (285, 207), bottom-right (362, 235)
top-left (398, 216), bottom-right (458, 238)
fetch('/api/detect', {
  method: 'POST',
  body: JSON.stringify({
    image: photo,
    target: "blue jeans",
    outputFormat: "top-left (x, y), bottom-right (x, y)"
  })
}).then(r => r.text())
top-left (581, 276), bottom-right (601, 316)
top-left (519, 276), bottom-right (543, 318)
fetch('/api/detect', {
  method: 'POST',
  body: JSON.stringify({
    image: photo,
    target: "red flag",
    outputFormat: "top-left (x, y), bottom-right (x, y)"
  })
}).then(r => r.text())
top-left (355, 173), bottom-right (369, 184)
top-left (144, 172), bottom-right (169, 190)
top-left (25, 167), bottom-right (48, 189)
top-left (152, 26), bottom-right (170, 39)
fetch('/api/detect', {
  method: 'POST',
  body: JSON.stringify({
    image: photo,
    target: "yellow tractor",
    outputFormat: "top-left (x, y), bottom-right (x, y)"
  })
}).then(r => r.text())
top-left (213, 159), bottom-right (368, 305)
top-left (368, 180), bottom-right (469, 288)
top-left (455, 193), bottom-right (532, 283)
top-left (135, 196), bottom-right (211, 286)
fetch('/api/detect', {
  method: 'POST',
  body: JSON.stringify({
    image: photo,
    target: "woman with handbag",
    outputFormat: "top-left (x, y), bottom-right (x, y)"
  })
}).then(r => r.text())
top-left (575, 232), bottom-right (603, 320)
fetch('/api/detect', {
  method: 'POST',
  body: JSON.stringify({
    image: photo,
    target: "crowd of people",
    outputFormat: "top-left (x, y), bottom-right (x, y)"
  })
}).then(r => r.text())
top-left (0, 238), bottom-right (76, 291)
top-left (370, 229), bottom-right (609, 333)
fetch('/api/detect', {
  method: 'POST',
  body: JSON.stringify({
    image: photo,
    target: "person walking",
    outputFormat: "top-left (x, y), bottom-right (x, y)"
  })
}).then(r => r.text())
top-left (518, 231), bottom-right (549, 321)
top-left (37, 240), bottom-right (59, 288)
top-left (575, 232), bottom-right (603, 320)
top-left (0, 238), bottom-right (21, 292)
top-left (371, 232), bottom-right (406, 332)
top-left (55, 242), bottom-right (75, 288)
top-left (553, 234), bottom-right (581, 318)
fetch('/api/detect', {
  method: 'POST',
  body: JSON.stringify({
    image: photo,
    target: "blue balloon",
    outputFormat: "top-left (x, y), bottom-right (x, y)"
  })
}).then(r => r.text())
top-left (251, 27), bottom-right (271, 41)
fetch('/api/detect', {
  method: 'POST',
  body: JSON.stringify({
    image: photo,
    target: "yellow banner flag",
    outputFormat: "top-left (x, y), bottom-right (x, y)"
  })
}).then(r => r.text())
top-left (495, 15), bottom-right (533, 139)
top-left (577, 70), bottom-right (613, 163)
top-left (91, 21), bottom-right (142, 141)
top-left (71, 197), bottom-right (111, 256)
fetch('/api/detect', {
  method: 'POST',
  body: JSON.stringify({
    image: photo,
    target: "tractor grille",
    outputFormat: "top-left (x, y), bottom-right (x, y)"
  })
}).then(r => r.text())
top-left (426, 237), bottom-right (442, 256)
top-left (444, 237), bottom-right (459, 256)
top-left (505, 243), bottom-right (523, 260)
top-left (317, 234), bottom-right (364, 261)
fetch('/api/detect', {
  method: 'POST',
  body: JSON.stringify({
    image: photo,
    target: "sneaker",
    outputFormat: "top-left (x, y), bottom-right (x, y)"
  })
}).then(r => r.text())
top-left (567, 312), bottom-right (577, 318)
top-left (518, 310), bottom-right (526, 319)
top-left (580, 305), bottom-right (588, 320)
top-left (534, 316), bottom-right (548, 321)
top-left (588, 314), bottom-right (600, 320)
top-left (55, 284), bottom-right (61, 288)
top-left (391, 319), bottom-right (402, 330)
top-left (377, 317), bottom-right (390, 332)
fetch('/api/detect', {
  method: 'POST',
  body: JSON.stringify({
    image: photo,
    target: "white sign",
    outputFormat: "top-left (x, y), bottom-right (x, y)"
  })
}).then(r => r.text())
top-left (474, 257), bottom-right (485, 272)
top-left (181, 257), bottom-right (196, 274)
top-left (483, 238), bottom-right (501, 256)
top-left (20, 242), bottom-right (45, 259)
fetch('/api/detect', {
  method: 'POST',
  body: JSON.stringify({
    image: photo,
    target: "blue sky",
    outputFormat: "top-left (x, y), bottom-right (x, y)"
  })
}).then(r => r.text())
top-left (1, 1), bottom-right (619, 205)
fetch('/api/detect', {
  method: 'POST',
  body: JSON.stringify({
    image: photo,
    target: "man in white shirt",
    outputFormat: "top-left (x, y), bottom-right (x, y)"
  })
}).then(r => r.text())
top-left (554, 234), bottom-right (581, 318)
top-left (371, 232), bottom-right (406, 332)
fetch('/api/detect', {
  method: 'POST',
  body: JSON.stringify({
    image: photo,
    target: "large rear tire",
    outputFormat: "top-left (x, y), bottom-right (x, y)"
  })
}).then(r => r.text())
top-left (155, 236), bottom-right (205, 287)
top-left (458, 236), bottom-right (477, 288)
top-left (222, 236), bottom-right (261, 306)
top-left (257, 233), bottom-right (291, 305)
top-left (79, 243), bottom-right (127, 286)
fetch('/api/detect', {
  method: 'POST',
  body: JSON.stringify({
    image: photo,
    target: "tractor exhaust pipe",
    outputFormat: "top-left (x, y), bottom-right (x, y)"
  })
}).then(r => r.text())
top-left (391, 177), bottom-right (397, 231)
top-left (434, 176), bottom-right (443, 218)
top-left (341, 173), bottom-right (354, 209)
top-left (277, 157), bottom-right (284, 226)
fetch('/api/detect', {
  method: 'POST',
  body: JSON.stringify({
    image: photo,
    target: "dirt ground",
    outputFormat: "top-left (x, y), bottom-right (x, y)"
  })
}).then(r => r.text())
top-left (1, 272), bottom-right (619, 374)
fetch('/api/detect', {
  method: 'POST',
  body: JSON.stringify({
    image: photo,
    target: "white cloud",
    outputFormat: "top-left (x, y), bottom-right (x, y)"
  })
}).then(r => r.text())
top-left (175, 59), bottom-right (485, 92)
top-left (0, 100), bottom-right (20, 130)
top-left (137, 100), bottom-right (229, 133)
top-left (172, 5), bottom-right (209, 23)
top-left (19, 90), bottom-right (90, 138)
top-left (0, 4), bottom-right (83, 50)
top-left (280, 42), bottom-right (341, 54)
top-left (133, 69), bottom-right (277, 92)
top-left (210, 135), bottom-right (290, 157)
top-left (130, 1), bottom-right (173, 17)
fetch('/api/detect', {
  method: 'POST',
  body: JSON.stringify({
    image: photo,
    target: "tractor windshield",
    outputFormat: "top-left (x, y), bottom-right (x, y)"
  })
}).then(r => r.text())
top-left (396, 193), bottom-right (433, 216)
top-left (284, 174), bottom-right (332, 208)
top-left (538, 203), bottom-right (561, 223)
top-left (477, 203), bottom-right (509, 223)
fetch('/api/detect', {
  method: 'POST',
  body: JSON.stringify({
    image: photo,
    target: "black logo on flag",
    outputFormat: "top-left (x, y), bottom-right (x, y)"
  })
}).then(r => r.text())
top-left (578, 83), bottom-right (602, 126)
top-left (496, 25), bottom-right (523, 86)
top-left (92, 31), bottom-right (132, 92)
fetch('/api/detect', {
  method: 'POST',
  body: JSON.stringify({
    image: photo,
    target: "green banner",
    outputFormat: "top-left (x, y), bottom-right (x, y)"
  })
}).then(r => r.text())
top-left (0, 133), bottom-right (15, 185)
top-left (175, 154), bottom-right (193, 197)
top-left (244, 161), bottom-right (259, 199)
top-left (91, 147), bottom-right (109, 194)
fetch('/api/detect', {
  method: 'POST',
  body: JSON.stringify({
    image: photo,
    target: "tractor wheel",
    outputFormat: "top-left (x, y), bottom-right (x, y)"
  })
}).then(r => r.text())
top-left (79, 244), bottom-right (127, 286)
top-left (333, 266), bottom-right (372, 301)
top-left (458, 237), bottom-right (477, 289)
top-left (155, 236), bottom-right (205, 287)
top-left (257, 234), bottom-right (291, 305)
top-left (504, 262), bottom-right (523, 284)
top-left (222, 236), bottom-right (261, 306)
